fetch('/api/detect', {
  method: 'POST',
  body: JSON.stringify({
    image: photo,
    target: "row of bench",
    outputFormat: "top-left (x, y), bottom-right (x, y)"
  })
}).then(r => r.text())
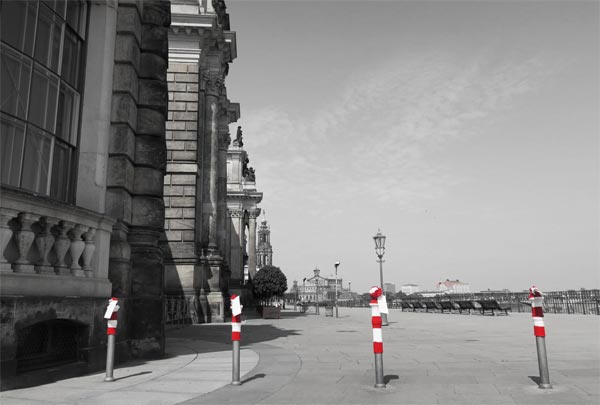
top-left (399, 299), bottom-right (512, 316)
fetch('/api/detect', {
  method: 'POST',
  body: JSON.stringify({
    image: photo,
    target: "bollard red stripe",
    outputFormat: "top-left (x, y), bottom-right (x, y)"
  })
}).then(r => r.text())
top-left (232, 314), bottom-right (241, 323)
top-left (534, 326), bottom-right (546, 337)
top-left (373, 342), bottom-right (383, 353)
top-left (372, 316), bottom-right (382, 328)
top-left (232, 331), bottom-right (241, 341)
top-left (107, 327), bottom-right (116, 335)
top-left (532, 307), bottom-right (544, 318)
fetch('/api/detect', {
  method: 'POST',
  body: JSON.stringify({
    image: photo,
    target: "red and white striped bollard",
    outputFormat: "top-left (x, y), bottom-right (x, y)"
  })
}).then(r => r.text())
top-left (104, 297), bottom-right (119, 382)
top-left (529, 285), bottom-right (551, 389)
top-left (231, 294), bottom-right (242, 385)
top-left (370, 286), bottom-right (385, 388)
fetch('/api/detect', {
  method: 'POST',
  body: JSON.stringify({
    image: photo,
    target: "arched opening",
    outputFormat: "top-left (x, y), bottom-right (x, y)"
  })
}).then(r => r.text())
top-left (16, 319), bottom-right (88, 373)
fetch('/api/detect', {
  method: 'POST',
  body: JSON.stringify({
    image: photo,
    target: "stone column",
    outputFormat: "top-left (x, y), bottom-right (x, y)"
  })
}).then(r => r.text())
top-left (216, 123), bottom-right (230, 255)
top-left (227, 209), bottom-right (244, 283)
top-left (247, 209), bottom-right (260, 279)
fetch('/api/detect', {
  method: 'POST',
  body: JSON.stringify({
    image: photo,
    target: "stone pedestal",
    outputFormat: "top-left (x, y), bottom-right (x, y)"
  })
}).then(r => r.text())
top-left (196, 253), bottom-right (227, 322)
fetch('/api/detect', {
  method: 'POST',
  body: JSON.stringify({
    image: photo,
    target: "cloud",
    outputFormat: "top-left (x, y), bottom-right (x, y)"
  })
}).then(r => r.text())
top-left (234, 50), bottom-right (549, 213)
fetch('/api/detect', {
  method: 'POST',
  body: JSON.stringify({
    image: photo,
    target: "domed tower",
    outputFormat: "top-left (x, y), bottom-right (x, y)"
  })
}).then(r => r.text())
top-left (256, 212), bottom-right (273, 269)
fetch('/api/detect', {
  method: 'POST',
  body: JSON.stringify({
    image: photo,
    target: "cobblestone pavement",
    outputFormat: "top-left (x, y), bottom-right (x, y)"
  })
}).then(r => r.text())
top-left (2, 308), bottom-right (599, 404)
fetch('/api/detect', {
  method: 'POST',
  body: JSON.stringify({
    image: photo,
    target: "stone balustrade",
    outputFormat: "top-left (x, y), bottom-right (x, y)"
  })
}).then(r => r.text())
top-left (0, 186), bottom-right (114, 298)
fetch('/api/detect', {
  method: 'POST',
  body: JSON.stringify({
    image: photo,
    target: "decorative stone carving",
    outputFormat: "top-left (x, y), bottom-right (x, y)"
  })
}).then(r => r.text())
top-left (218, 133), bottom-right (231, 150)
top-left (232, 126), bottom-right (243, 147)
top-left (53, 221), bottom-right (73, 275)
top-left (82, 228), bottom-right (97, 278)
top-left (201, 72), bottom-right (224, 96)
top-left (13, 212), bottom-right (37, 273)
top-left (228, 209), bottom-right (243, 218)
top-left (0, 210), bottom-right (17, 272)
top-left (244, 167), bottom-right (255, 182)
top-left (34, 216), bottom-right (57, 274)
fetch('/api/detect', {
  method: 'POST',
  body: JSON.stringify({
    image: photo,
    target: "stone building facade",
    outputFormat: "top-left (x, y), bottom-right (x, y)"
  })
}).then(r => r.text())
top-left (162, 0), bottom-right (263, 321)
top-left (1, 0), bottom-right (171, 389)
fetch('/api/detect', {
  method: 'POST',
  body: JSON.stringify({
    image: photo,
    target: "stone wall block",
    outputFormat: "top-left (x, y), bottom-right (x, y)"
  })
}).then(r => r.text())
top-left (141, 25), bottom-right (168, 60)
top-left (114, 34), bottom-right (140, 70)
top-left (140, 53), bottom-right (167, 81)
top-left (130, 249), bottom-right (163, 296)
top-left (137, 108), bottom-right (165, 137)
top-left (112, 64), bottom-right (139, 101)
top-left (133, 167), bottom-right (164, 196)
top-left (131, 197), bottom-right (165, 229)
top-left (135, 135), bottom-right (167, 170)
top-left (109, 125), bottom-right (135, 159)
top-left (117, 5), bottom-right (142, 44)
top-left (139, 79), bottom-right (168, 115)
top-left (106, 155), bottom-right (134, 189)
top-left (105, 188), bottom-right (133, 224)
top-left (111, 93), bottom-right (137, 130)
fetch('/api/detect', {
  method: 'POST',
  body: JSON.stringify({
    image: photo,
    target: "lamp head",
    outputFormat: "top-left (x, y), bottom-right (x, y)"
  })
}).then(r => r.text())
top-left (335, 261), bottom-right (340, 267)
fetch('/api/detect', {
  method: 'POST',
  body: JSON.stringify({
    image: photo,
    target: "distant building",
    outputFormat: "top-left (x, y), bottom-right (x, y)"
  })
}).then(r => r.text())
top-left (256, 214), bottom-right (273, 269)
top-left (437, 279), bottom-right (470, 294)
top-left (384, 283), bottom-right (396, 295)
top-left (401, 284), bottom-right (420, 295)
top-left (297, 267), bottom-right (342, 303)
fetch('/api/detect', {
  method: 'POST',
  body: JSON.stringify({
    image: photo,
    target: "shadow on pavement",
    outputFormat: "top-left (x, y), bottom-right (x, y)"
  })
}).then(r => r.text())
top-left (384, 374), bottom-right (399, 384)
top-left (115, 371), bottom-right (153, 381)
top-left (168, 323), bottom-right (302, 352)
top-left (241, 373), bottom-right (266, 384)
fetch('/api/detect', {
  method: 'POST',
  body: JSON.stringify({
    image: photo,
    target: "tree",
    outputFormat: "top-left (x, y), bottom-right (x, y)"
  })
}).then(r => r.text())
top-left (252, 265), bottom-right (288, 305)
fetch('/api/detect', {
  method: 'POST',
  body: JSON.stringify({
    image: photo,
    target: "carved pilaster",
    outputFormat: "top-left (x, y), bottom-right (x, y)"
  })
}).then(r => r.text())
top-left (201, 72), bottom-right (224, 97)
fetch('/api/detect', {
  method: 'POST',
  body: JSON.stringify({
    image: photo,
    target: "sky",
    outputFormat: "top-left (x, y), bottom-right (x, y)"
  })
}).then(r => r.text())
top-left (225, 0), bottom-right (599, 294)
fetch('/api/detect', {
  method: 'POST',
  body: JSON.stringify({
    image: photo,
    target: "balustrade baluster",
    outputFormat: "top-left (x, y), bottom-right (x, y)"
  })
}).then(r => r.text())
top-left (82, 228), bottom-right (96, 278)
top-left (54, 221), bottom-right (74, 275)
top-left (13, 213), bottom-right (37, 273)
top-left (69, 225), bottom-right (88, 277)
top-left (35, 217), bottom-right (58, 274)
top-left (0, 210), bottom-right (18, 273)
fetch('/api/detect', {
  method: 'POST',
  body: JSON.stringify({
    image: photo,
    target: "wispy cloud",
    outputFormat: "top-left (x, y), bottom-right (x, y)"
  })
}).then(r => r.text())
top-left (235, 50), bottom-right (549, 213)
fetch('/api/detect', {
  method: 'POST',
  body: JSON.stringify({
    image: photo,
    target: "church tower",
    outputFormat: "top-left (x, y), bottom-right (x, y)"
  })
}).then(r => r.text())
top-left (256, 213), bottom-right (273, 269)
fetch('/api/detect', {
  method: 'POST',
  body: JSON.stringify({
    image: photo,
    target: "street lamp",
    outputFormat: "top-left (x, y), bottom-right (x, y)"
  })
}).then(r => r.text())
top-left (373, 229), bottom-right (389, 326)
top-left (293, 280), bottom-right (298, 311)
top-left (334, 261), bottom-right (340, 318)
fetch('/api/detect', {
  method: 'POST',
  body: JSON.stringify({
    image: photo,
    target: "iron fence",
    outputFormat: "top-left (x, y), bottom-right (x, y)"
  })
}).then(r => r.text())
top-left (164, 295), bottom-right (199, 325)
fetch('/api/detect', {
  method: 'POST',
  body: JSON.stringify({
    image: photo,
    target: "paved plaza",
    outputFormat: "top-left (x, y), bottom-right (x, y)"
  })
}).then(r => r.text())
top-left (1, 308), bottom-right (598, 404)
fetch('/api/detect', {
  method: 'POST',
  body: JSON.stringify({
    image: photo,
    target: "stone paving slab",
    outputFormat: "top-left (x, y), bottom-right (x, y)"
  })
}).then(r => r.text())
top-left (1, 308), bottom-right (598, 405)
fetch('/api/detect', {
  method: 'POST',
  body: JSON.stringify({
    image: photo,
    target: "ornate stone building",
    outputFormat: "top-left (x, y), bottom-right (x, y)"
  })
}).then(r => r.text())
top-left (162, 0), bottom-right (263, 321)
top-left (1, 0), bottom-right (171, 388)
top-left (256, 213), bottom-right (273, 269)
top-left (298, 268), bottom-right (343, 303)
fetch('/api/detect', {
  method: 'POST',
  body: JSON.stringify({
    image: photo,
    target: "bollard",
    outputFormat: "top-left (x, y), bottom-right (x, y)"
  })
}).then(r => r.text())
top-left (529, 285), bottom-right (552, 389)
top-left (369, 286), bottom-right (386, 388)
top-left (103, 297), bottom-right (119, 382)
top-left (231, 294), bottom-right (242, 386)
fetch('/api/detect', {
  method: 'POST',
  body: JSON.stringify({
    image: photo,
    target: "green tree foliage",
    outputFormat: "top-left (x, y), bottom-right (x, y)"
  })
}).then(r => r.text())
top-left (253, 265), bottom-right (288, 305)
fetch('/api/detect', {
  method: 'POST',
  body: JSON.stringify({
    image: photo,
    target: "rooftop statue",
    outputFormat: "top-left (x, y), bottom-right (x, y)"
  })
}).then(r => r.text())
top-left (233, 126), bottom-right (243, 147)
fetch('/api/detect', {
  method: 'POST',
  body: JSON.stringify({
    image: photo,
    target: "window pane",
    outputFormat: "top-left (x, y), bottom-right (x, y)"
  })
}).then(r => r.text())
top-left (0, 44), bottom-right (32, 119)
top-left (42, 0), bottom-right (66, 18)
top-left (21, 126), bottom-right (52, 195)
top-left (65, 0), bottom-right (86, 38)
top-left (0, 0), bottom-right (37, 56)
top-left (35, 4), bottom-right (64, 73)
top-left (56, 83), bottom-right (79, 145)
top-left (29, 65), bottom-right (59, 133)
top-left (50, 139), bottom-right (71, 200)
top-left (61, 29), bottom-right (81, 88)
top-left (0, 113), bottom-right (26, 186)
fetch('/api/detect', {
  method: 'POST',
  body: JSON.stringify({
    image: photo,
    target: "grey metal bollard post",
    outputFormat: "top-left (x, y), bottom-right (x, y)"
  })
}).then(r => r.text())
top-left (535, 336), bottom-right (552, 389)
top-left (232, 340), bottom-right (241, 385)
top-left (104, 334), bottom-right (116, 382)
top-left (374, 352), bottom-right (385, 388)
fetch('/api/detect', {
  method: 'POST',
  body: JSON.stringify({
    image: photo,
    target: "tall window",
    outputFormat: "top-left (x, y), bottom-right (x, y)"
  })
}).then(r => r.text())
top-left (1, 0), bottom-right (87, 202)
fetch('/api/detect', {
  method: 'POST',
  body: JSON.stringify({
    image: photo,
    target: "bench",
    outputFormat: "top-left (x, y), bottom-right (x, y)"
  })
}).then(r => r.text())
top-left (423, 301), bottom-right (440, 313)
top-left (439, 301), bottom-right (456, 313)
top-left (411, 301), bottom-right (425, 311)
top-left (400, 301), bottom-right (413, 312)
top-left (455, 300), bottom-right (477, 314)
top-left (477, 299), bottom-right (511, 316)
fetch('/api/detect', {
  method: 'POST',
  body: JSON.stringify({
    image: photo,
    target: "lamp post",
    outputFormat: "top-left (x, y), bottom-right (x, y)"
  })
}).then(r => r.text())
top-left (293, 280), bottom-right (298, 311)
top-left (334, 261), bottom-right (340, 318)
top-left (373, 229), bottom-right (389, 326)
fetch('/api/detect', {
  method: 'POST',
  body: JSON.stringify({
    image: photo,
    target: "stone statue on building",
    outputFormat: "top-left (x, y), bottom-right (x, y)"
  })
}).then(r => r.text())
top-left (245, 167), bottom-right (255, 182)
top-left (233, 126), bottom-right (243, 147)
